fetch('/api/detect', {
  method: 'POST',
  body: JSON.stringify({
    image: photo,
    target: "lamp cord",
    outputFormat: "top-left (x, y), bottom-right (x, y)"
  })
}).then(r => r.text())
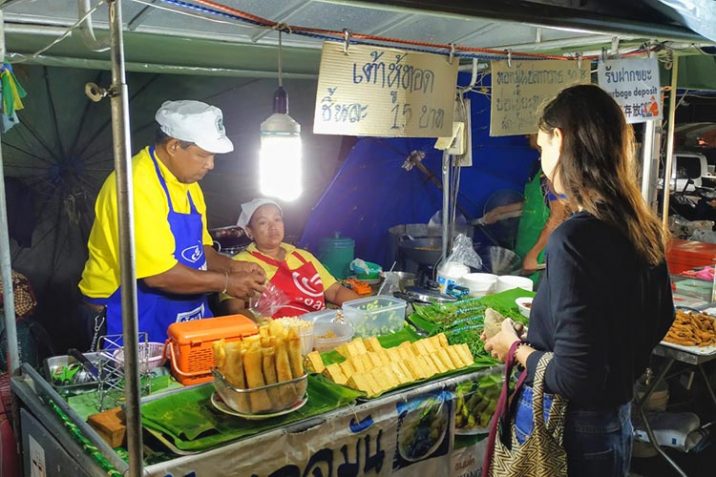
top-left (278, 29), bottom-right (283, 88)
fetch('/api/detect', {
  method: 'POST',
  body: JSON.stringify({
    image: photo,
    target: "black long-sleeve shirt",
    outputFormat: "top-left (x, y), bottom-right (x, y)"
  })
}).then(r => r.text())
top-left (525, 211), bottom-right (675, 409)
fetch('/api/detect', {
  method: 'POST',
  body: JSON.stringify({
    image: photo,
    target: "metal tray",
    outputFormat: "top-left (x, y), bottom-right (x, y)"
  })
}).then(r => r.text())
top-left (44, 352), bottom-right (102, 393)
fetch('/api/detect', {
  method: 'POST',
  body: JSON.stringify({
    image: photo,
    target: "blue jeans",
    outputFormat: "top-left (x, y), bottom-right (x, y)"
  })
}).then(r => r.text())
top-left (513, 386), bottom-right (633, 477)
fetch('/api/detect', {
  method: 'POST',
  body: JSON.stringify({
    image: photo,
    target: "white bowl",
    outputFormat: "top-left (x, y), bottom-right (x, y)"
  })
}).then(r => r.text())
top-left (460, 273), bottom-right (498, 297)
top-left (495, 275), bottom-right (534, 293)
top-left (515, 297), bottom-right (533, 319)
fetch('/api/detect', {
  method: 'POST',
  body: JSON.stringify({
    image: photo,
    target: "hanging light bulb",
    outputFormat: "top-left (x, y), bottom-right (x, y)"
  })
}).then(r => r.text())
top-left (259, 30), bottom-right (302, 201)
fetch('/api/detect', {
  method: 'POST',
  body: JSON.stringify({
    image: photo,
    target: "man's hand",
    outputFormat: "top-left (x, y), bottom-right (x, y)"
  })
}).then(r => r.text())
top-left (522, 251), bottom-right (540, 272)
top-left (229, 260), bottom-right (265, 278)
top-left (226, 271), bottom-right (266, 299)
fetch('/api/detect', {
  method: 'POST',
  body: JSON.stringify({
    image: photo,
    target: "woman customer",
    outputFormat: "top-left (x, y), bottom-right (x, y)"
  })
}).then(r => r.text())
top-left (219, 198), bottom-right (359, 319)
top-left (483, 84), bottom-right (674, 476)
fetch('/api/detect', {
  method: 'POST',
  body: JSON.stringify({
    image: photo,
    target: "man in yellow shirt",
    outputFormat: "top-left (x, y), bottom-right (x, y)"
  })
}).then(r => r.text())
top-left (79, 100), bottom-right (265, 347)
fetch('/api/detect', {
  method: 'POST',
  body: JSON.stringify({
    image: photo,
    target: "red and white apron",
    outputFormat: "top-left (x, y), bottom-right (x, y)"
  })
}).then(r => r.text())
top-left (251, 250), bottom-right (326, 318)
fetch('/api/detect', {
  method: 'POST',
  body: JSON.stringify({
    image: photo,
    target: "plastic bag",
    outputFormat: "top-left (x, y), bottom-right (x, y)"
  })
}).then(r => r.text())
top-left (248, 282), bottom-right (290, 318)
top-left (349, 258), bottom-right (382, 277)
top-left (444, 233), bottom-right (483, 270)
top-left (436, 234), bottom-right (482, 294)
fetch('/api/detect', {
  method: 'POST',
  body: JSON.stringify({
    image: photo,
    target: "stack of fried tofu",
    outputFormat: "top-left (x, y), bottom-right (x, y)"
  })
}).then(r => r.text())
top-left (305, 333), bottom-right (474, 396)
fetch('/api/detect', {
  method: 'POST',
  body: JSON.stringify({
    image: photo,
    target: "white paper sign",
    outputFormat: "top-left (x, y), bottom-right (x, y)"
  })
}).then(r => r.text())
top-left (314, 42), bottom-right (459, 137)
top-left (490, 60), bottom-right (591, 136)
top-left (598, 58), bottom-right (662, 123)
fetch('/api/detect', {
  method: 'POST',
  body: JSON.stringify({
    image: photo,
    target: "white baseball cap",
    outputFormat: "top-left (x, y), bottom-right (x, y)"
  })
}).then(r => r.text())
top-left (237, 198), bottom-right (282, 230)
top-left (155, 100), bottom-right (234, 154)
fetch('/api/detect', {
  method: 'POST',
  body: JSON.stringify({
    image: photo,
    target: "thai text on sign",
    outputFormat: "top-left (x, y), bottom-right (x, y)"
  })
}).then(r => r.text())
top-left (597, 58), bottom-right (662, 123)
top-left (313, 42), bottom-right (459, 137)
top-left (490, 59), bottom-right (591, 136)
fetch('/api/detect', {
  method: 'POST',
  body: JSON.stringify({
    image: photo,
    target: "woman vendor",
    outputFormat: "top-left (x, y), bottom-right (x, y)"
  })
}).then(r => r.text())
top-left (220, 198), bottom-right (359, 319)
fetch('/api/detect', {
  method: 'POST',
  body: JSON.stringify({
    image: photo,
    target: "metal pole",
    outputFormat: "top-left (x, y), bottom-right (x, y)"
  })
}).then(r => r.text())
top-left (660, 55), bottom-right (679, 231)
top-left (441, 150), bottom-right (450, 263)
top-left (107, 1), bottom-right (143, 475)
top-left (640, 119), bottom-right (657, 204)
top-left (0, 11), bottom-right (20, 375)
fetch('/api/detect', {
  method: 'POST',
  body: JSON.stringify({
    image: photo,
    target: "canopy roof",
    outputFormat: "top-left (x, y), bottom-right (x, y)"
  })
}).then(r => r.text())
top-left (3, 0), bottom-right (715, 76)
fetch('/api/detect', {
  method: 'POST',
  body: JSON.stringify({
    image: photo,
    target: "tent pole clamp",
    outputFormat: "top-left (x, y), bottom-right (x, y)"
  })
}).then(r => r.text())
top-left (84, 82), bottom-right (121, 102)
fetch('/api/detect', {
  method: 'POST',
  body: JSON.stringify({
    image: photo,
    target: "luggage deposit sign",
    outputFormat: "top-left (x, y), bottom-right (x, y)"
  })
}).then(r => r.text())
top-left (597, 58), bottom-right (662, 123)
top-left (313, 42), bottom-right (459, 137)
top-left (490, 59), bottom-right (591, 136)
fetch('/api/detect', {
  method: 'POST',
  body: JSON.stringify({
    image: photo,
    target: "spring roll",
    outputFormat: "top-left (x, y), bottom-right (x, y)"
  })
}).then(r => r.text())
top-left (243, 348), bottom-right (272, 413)
top-left (261, 346), bottom-right (281, 406)
top-left (274, 337), bottom-right (296, 405)
top-left (223, 342), bottom-right (249, 412)
top-left (212, 339), bottom-right (226, 370)
top-left (286, 328), bottom-right (304, 378)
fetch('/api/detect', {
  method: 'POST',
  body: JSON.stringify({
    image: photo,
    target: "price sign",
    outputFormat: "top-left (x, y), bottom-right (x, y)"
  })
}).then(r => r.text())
top-left (490, 59), bottom-right (591, 136)
top-left (313, 42), bottom-right (459, 137)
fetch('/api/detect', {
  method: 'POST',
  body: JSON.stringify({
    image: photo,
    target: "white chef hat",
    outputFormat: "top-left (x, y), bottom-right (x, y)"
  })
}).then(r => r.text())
top-left (155, 100), bottom-right (234, 154)
top-left (237, 198), bottom-right (282, 230)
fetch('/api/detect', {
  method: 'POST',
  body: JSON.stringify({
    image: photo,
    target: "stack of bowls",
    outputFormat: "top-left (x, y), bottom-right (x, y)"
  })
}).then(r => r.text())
top-left (460, 273), bottom-right (498, 297)
top-left (495, 275), bottom-right (534, 293)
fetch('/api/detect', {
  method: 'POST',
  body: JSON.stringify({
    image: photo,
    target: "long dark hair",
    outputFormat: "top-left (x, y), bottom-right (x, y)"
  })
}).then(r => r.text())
top-left (538, 84), bottom-right (667, 265)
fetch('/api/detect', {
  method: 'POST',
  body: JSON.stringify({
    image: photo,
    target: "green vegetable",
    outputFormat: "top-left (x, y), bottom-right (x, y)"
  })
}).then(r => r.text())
top-left (52, 364), bottom-right (81, 385)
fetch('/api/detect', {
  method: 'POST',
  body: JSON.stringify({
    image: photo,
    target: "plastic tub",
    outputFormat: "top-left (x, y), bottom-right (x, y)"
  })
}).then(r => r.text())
top-left (341, 296), bottom-right (407, 337)
top-left (313, 321), bottom-right (354, 352)
top-left (495, 275), bottom-right (534, 293)
top-left (461, 273), bottom-right (498, 297)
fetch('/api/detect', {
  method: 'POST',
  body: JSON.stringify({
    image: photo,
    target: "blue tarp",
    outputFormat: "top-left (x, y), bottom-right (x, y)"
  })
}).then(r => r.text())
top-left (299, 74), bottom-right (540, 267)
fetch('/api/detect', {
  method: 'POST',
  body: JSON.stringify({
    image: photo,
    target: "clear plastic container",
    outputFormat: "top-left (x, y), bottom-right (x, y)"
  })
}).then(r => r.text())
top-left (301, 309), bottom-right (354, 352)
top-left (314, 321), bottom-right (354, 352)
top-left (341, 296), bottom-right (407, 337)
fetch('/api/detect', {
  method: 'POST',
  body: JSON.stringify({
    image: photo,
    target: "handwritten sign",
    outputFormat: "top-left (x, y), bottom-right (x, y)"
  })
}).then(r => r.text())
top-left (313, 42), bottom-right (458, 137)
top-left (490, 60), bottom-right (591, 136)
top-left (598, 58), bottom-right (661, 123)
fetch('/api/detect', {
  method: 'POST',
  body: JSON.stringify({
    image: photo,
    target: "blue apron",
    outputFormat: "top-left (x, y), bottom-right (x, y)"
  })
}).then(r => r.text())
top-left (101, 146), bottom-right (212, 342)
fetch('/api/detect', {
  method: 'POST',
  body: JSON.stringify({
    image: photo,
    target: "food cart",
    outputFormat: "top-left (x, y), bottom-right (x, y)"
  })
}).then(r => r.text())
top-left (1, 1), bottom-right (716, 477)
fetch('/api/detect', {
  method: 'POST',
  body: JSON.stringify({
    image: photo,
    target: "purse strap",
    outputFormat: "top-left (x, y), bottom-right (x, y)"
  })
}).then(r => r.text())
top-left (481, 340), bottom-right (525, 477)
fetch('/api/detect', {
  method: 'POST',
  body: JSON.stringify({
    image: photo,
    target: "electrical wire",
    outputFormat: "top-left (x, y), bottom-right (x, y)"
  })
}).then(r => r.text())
top-left (130, 0), bottom-right (249, 29)
top-left (155, 0), bottom-right (659, 62)
top-left (12, 0), bottom-right (107, 64)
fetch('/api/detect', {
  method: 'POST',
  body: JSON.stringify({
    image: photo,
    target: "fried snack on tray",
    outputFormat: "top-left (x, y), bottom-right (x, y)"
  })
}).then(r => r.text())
top-left (663, 310), bottom-right (716, 347)
top-left (212, 321), bottom-right (307, 413)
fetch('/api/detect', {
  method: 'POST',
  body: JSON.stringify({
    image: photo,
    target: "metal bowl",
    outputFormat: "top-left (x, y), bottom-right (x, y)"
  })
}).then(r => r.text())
top-left (398, 238), bottom-right (443, 267)
top-left (212, 369), bottom-right (308, 415)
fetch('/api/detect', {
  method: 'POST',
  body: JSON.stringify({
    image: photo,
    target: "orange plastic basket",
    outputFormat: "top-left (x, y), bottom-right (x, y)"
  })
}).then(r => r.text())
top-left (166, 315), bottom-right (258, 385)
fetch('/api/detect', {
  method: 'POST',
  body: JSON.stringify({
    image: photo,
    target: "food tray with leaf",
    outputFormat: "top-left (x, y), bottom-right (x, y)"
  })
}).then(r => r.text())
top-left (408, 288), bottom-right (533, 362)
top-left (454, 371), bottom-right (502, 435)
top-left (304, 326), bottom-right (487, 400)
top-left (140, 374), bottom-right (362, 452)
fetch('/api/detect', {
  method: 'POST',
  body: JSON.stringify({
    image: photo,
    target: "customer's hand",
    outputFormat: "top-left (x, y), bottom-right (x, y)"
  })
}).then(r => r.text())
top-left (226, 271), bottom-right (265, 299)
top-left (483, 319), bottom-right (521, 363)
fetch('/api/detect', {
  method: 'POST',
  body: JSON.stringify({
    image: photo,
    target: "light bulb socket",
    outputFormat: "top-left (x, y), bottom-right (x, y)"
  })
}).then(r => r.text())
top-left (273, 86), bottom-right (288, 114)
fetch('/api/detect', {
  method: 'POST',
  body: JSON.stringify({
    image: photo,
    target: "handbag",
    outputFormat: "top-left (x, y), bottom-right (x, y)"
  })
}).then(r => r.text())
top-left (482, 341), bottom-right (568, 477)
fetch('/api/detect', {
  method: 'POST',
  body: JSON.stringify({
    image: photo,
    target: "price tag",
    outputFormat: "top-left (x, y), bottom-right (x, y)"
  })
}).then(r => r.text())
top-left (314, 42), bottom-right (459, 137)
